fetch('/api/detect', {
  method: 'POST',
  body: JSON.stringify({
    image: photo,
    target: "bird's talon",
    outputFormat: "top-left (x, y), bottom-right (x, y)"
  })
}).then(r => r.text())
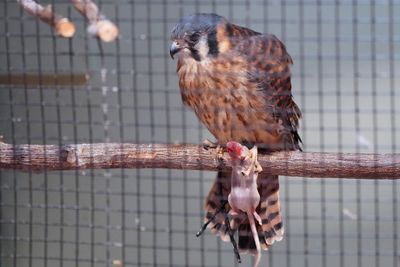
top-left (202, 139), bottom-right (218, 150)
top-left (216, 145), bottom-right (227, 160)
top-left (217, 148), bottom-right (224, 160)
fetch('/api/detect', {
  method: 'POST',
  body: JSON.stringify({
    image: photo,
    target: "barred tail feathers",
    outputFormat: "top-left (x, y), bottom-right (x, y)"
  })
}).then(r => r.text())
top-left (203, 170), bottom-right (232, 241)
top-left (238, 173), bottom-right (284, 254)
top-left (203, 172), bottom-right (284, 252)
top-left (258, 173), bottom-right (284, 246)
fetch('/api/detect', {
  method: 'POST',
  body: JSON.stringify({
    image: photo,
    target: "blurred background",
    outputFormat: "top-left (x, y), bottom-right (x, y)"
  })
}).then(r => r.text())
top-left (0, 0), bottom-right (399, 266)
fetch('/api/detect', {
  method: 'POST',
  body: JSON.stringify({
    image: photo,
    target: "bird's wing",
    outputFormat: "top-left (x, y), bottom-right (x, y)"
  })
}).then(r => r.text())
top-left (234, 33), bottom-right (302, 150)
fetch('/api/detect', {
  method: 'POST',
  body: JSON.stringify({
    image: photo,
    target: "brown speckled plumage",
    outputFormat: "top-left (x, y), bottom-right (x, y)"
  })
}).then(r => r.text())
top-left (171, 13), bottom-right (302, 254)
top-left (176, 21), bottom-right (300, 150)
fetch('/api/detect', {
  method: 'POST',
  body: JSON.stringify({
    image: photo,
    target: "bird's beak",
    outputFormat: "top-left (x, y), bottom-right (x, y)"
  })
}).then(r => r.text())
top-left (169, 41), bottom-right (182, 60)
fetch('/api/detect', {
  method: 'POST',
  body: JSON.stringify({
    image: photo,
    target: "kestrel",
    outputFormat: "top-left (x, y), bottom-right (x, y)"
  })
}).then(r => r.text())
top-left (170, 13), bottom-right (302, 261)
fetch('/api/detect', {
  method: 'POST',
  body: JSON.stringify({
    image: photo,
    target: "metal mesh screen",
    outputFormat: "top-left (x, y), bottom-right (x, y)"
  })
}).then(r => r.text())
top-left (0, 0), bottom-right (399, 266)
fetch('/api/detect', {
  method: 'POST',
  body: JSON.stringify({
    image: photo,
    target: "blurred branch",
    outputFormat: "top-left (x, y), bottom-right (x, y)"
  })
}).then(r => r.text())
top-left (0, 73), bottom-right (89, 86)
top-left (0, 143), bottom-right (399, 179)
top-left (16, 0), bottom-right (76, 38)
top-left (70, 0), bottom-right (119, 42)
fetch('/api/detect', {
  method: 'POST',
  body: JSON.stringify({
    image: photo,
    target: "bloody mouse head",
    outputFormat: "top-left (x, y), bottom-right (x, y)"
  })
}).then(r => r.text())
top-left (227, 141), bottom-right (247, 160)
top-left (226, 141), bottom-right (262, 176)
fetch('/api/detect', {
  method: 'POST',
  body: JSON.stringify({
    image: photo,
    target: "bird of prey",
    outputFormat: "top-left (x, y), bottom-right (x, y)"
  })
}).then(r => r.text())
top-left (170, 13), bottom-right (302, 261)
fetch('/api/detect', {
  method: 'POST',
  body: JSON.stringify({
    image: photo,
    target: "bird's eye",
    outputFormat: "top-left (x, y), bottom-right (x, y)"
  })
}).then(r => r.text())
top-left (188, 33), bottom-right (200, 44)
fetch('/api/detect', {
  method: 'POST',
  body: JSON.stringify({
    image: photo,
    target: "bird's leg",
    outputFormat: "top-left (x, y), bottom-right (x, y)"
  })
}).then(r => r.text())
top-left (196, 199), bottom-right (241, 263)
top-left (200, 140), bottom-right (239, 261)
top-left (196, 201), bottom-right (225, 237)
top-left (223, 206), bottom-right (242, 263)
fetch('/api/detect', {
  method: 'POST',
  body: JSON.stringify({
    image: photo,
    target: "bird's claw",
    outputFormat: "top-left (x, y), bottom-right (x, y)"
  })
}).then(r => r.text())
top-left (202, 139), bottom-right (226, 164)
top-left (202, 139), bottom-right (218, 150)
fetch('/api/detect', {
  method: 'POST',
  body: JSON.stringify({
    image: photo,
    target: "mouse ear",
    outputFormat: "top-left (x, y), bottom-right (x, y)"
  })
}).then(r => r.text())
top-left (250, 145), bottom-right (258, 155)
top-left (249, 146), bottom-right (258, 160)
top-left (239, 145), bottom-right (250, 160)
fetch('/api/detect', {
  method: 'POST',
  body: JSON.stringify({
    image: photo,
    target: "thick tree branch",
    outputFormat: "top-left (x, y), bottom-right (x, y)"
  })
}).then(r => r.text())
top-left (0, 143), bottom-right (399, 179)
top-left (17, 0), bottom-right (76, 38)
top-left (70, 0), bottom-right (119, 42)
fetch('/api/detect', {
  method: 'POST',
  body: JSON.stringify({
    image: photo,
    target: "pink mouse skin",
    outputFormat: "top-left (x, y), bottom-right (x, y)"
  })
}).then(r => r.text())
top-left (226, 141), bottom-right (263, 267)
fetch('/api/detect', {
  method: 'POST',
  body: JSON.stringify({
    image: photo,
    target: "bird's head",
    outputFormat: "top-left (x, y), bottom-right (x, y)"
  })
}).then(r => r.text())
top-left (170, 13), bottom-right (226, 61)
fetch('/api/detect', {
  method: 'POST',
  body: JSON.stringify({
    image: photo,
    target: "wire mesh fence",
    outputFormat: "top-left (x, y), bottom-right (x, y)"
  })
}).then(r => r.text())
top-left (0, 0), bottom-right (399, 266)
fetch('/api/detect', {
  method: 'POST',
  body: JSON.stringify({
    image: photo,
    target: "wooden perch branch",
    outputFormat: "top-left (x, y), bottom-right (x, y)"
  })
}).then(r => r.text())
top-left (0, 143), bottom-right (399, 179)
top-left (70, 0), bottom-right (119, 42)
top-left (17, 0), bottom-right (76, 38)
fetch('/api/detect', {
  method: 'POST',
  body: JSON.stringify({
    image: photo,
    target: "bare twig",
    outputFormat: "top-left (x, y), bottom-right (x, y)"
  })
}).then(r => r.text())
top-left (17, 0), bottom-right (76, 38)
top-left (0, 143), bottom-right (399, 179)
top-left (70, 0), bottom-right (119, 42)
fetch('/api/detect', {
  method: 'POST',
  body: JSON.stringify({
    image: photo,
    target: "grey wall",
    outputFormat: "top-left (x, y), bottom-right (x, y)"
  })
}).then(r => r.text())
top-left (0, 0), bottom-right (400, 266)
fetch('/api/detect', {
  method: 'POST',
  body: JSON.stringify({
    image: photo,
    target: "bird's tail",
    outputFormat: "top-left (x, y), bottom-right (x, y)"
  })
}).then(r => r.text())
top-left (203, 170), bottom-right (232, 241)
top-left (203, 171), bottom-right (284, 252)
top-left (236, 173), bottom-right (284, 254)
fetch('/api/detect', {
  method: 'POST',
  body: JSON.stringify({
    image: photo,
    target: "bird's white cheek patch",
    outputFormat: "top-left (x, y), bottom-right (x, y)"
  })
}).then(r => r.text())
top-left (195, 36), bottom-right (210, 59)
